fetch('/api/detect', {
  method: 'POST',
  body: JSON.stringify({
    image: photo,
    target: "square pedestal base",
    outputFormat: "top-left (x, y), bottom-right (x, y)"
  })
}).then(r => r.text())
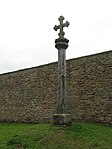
top-left (53, 114), bottom-right (71, 126)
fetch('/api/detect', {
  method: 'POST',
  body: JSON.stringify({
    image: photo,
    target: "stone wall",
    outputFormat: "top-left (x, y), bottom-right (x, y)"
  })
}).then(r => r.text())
top-left (0, 50), bottom-right (112, 124)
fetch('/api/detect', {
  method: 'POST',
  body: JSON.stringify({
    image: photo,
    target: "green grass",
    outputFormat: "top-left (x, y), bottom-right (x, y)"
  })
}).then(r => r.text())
top-left (0, 122), bottom-right (112, 149)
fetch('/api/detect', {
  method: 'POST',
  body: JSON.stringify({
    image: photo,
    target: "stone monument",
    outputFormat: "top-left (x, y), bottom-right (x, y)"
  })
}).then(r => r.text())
top-left (53, 16), bottom-right (71, 126)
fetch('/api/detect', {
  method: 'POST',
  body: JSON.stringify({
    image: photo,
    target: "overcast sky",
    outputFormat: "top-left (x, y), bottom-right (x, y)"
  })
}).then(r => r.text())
top-left (0, 0), bottom-right (112, 74)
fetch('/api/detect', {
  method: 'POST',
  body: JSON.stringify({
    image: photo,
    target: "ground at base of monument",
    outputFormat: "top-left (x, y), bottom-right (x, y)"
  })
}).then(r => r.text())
top-left (0, 122), bottom-right (112, 149)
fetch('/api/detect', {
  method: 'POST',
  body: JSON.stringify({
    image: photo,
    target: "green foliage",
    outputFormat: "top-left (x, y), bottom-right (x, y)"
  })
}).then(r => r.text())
top-left (6, 134), bottom-right (31, 149)
top-left (0, 122), bottom-right (111, 149)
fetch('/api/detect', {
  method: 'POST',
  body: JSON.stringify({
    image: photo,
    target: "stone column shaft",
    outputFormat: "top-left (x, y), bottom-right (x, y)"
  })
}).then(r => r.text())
top-left (57, 48), bottom-right (66, 114)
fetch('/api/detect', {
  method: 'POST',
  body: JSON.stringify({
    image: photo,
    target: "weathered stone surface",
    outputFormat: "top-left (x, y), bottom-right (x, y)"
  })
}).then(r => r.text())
top-left (0, 50), bottom-right (112, 124)
top-left (53, 114), bottom-right (71, 126)
top-left (55, 38), bottom-right (69, 114)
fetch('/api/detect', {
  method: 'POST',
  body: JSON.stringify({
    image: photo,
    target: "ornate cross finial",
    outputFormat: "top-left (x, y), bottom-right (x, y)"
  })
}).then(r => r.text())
top-left (54, 16), bottom-right (70, 39)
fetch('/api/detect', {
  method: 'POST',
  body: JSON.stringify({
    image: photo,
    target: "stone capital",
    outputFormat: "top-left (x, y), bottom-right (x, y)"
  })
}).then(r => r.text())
top-left (55, 38), bottom-right (69, 50)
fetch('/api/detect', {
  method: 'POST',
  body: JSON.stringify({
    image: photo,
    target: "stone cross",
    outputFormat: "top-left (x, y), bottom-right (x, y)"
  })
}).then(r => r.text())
top-left (53, 16), bottom-right (71, 126)
top-left (54, 16), bottom-right (70, 39)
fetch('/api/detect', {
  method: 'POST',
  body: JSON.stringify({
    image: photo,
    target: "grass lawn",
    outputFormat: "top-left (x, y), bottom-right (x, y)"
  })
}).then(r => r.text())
top-left (0, 122), bottom-right (112, 149)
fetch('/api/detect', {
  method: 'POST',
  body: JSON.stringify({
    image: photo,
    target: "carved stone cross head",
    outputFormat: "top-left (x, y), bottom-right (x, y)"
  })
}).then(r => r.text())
top-left (54, 16), bottom-right (70, 39)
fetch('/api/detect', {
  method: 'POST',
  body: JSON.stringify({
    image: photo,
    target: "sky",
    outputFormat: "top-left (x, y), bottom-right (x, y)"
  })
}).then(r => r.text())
top-left (0, 0), bottom-right (112, 74)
